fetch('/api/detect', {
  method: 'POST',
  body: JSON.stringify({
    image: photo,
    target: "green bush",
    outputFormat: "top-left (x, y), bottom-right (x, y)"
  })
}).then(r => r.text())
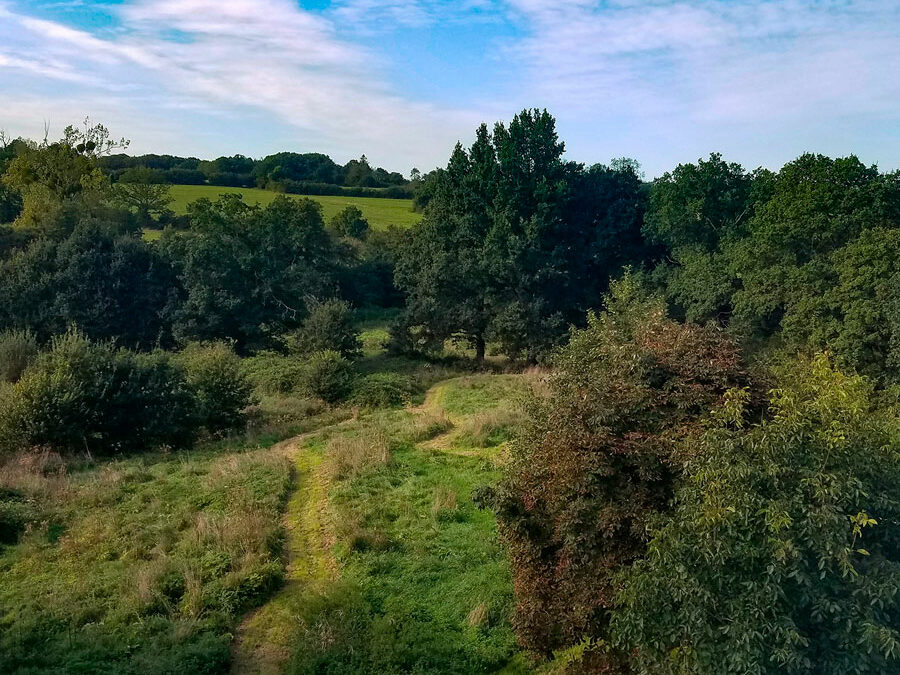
top-left (0, 328), bottom-right (38, 383)
top-left (329, 205), bottom-right (370, 239)
top-left (242, 352), bottom-right (307, 395)
top-left (0, 329), bottom-right (195, 455)
top-left (350, 373), bottom-right (415, 408)
top-left (613, 355), bottom-right (900, 673)
top-left (301, 350), bottom-right (353, 404)
top-left (177, 342), bottom-right (255, 434)
top-left (286, 298), bottom-right (361, 359)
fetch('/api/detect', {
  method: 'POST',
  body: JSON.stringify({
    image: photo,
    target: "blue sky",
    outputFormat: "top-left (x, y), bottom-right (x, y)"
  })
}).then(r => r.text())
top-left (1, 0), bottom-right (898, 177)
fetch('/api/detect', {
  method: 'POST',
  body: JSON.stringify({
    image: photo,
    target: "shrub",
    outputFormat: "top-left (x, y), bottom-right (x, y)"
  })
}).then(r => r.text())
top-left (286, 298), bottom-right (361, 359)
top-left (329, 205), bottom-right (370, 239)
top-left (0, 328), bottom-right (38, 383)
top-left (613, 355), bottom-right (900, 674)
top-left (300, 350), bottom-right (353, 404)
top-left (242, 352), bottom-right (306, 395)
top-left (177, 342), bottom-right (254, 434)
top-left (489, 276), bottom-right (754, 661)
top-left (0, 329), bottom-right (195, 455)
top-left (350, 373), bottom-right (415, 408)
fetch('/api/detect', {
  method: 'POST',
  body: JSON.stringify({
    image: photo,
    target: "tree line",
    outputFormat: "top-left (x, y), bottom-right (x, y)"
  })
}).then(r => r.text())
top-left (97, 147), bottom-right (412, 195)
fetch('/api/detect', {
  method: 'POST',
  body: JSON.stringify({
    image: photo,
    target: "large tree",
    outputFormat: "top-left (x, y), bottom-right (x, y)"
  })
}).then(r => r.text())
top-left (395, 109), bottom-right (649, 360)
top-left (164, 194), bottom-right (340, 351)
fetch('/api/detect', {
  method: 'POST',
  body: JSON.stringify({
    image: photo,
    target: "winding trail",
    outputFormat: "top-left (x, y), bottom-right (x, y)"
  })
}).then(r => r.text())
top-left (230, 429), bottom-right (343, 674)
top-left (229, 375), bottom-right (512, 673)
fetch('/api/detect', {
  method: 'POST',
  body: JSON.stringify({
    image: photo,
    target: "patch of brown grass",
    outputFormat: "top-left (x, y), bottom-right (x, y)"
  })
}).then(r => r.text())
top-left (325, 429), bottom-right (391, 481)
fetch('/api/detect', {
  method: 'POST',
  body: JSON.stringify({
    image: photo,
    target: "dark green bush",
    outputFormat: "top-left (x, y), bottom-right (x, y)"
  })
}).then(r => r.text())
top-left (0, 329), bottom-right (195, 455)
top-left (0, 328), bottom-right (39, 383)
top-left (329, 205), bottom-right (370, 239)
top-left (350, 373), bottom-right (415, 408)
top-left (301, 350), bottom-right (354, 404)
top-left (0, 497), bottom-right (37, 545)
top-left (286, 298), bottom-right (361, 359)
top-left (176, 342), bottom-right (255, 434)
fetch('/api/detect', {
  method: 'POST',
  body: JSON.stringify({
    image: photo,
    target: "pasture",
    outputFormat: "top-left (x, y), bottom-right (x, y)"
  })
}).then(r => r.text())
top-left (167, 185), bottom-right (422, 230)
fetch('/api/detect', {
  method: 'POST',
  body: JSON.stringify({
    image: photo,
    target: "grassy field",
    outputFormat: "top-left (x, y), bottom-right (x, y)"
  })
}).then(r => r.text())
top-left (167, 185), bottom-right (422, 230)
top-left (0, 314), bottom-right (535, 674)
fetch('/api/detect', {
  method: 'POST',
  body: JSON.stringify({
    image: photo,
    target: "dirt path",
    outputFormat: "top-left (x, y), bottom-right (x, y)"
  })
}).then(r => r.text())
top-left (229, 427), bottom-right (344, 674)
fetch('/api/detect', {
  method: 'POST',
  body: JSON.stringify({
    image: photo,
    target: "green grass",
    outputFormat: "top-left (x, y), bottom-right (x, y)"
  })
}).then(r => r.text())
top-left (270, 377), bottom-right (532, 674)
top-left (166, 185), bottom-right (422, 230)
top-left (0, 444), bottom-right (293, 674)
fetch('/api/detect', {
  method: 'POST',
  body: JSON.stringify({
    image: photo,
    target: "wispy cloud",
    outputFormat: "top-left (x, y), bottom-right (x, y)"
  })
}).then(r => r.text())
top-left (0, 0), bottom-right (479, 168)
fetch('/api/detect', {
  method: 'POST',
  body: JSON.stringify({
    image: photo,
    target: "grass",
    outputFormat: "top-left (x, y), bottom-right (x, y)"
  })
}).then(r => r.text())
top-left (273, 382), bottom-right (531, 674)
top-left (0, 445), bottom-right (292, 674)
top-left (0, 311), bottom-right (534, 673)
top-left (166, 185), bottom-right (422, 230)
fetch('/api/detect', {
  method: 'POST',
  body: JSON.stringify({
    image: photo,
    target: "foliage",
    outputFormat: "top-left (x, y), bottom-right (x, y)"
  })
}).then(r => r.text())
top-left (614, 355), bottom-right (900, 674)
top-left (1, 119), bottom-right (128, 235)
top-left (488, 276), bottom-right (752, 661)
top-left (0, 328), bottom-right (38, 383)
top-left (0, 329), bottom-right (195, 456)
top-left (329, 204), bottom-right (370, 239)
top-left (163, 194), bottom-right (339, 351)
top-left (300, 350), bottom-right (354, 404)
top-left (350, 372), bottom-right (415, 408)
top-left (115, 167), bottom-right (173, 227)
top-left (395, 109), bottom-right (650, 360)
top-left (242, 351), bottom-right (308, 395)
top-left (176, 341), bottom-right (254, 434)
top-left (285, 298), bottom-right (362, 359)
top-left (0, 222), bottom-right (178, 348)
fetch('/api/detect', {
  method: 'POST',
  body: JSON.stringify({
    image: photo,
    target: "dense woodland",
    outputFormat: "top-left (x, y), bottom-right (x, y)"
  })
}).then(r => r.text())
top-left (2, 111), bottom-right (900, 673)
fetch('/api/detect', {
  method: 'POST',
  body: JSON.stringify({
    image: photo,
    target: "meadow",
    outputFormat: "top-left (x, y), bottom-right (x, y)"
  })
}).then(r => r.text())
top-left (0, 314), bottom-right (535, 675)
top-left (167, 185), bottom-right (422, 230)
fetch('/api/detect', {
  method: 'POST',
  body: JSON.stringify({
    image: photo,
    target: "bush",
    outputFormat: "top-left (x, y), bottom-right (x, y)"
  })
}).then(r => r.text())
top-left (177, 342), bottom-right (254, 434)
top-left (0, 329), bottom-right (195, 455)
top-left (490, 276), bottom-right (754, 661)
top-left (329, 206), bottom-right (370, 239)
top-left (286, 298), bottom-right (361, 359)
top-left (300, 350), bottom-right (353, 404)
top-left (613, 355), bottom-right (900, 673)
top-left (242, 352), bottom-right (307, 395)
top-left (350, 373), bottom-right (415, 408)
top-left (0, 328), bottom-right (38, 383)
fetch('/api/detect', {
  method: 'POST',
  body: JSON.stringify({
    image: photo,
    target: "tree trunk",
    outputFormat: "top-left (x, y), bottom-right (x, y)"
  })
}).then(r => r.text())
top-left (474, 334), bottom-right (486, 362)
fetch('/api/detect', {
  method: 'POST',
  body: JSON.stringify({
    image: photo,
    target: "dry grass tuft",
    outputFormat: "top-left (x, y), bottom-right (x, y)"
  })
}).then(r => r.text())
top-left (325, 429), bottom-right (391, 480)
top-left (467, 602), bottom-right (488, 627)
top-left (408, 412), bottom-right (453, 443)
top-left (431, 485), bottom-right (458, 517)
top-left (457, 405), bottom-right (525, 448)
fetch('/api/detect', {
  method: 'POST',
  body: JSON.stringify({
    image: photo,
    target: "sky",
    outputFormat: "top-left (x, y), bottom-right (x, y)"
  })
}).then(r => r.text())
top-left (0, 0), bottom-right (898, 178)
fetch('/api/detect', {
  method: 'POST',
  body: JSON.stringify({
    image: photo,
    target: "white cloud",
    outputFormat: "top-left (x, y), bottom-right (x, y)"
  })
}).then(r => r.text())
top-left (0, 0), bottom-right (480, 169)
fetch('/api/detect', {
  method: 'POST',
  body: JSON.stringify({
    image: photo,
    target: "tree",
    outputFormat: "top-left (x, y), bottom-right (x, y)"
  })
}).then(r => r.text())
top-left (729, 155), bottom-right (900, 339)
top-left (0, 221), bottom-right (179, 348)
top-left (1, 119), bottom-right (129, 234)
top-left (395, 110), bottom-right (650, 360)
top-left (485, 276), bottom-right (753, 662)
top-left (164, 194), bottom-right (340, 351)
top-left (285, 298), bottom-right (361, 359)
top-left (614, 355), bottom-right (900, 674)
top-left (643, 153), bottom-right (759, 322)
top-left (115, 167), bottom-right (173, 227)
top-left (329, 205), bottom-right (370, 239)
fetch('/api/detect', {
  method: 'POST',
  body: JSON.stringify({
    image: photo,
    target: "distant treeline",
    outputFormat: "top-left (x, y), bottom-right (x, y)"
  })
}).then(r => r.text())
top-left (98, 150), bottom-right (414, 197)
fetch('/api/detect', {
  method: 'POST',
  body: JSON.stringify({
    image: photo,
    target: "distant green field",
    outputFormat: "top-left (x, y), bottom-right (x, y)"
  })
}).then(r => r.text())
top-left (167, 185), bottom-right (421, 230)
